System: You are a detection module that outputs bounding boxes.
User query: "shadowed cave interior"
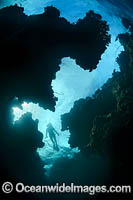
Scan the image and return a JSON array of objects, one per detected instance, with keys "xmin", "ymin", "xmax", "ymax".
[{"xmin": 0, "ymin": 1, "xmax": 133, "ymax": 200}]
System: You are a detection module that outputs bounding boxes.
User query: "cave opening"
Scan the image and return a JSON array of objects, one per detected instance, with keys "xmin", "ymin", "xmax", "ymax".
[
  {"xmin": 12, "ymin": 40, "xmax": 123, "ymax": 175},
  {"xmin": 9, "ymin": 0, "xmax": 128, "ymax": 181}
]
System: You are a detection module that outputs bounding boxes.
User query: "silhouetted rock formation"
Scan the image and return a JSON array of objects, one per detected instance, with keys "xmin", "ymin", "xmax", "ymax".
[
  {"xmin": 0, "ymin": 112, "xmax": 45, "ymax": 180},
  {"xmin": 61, "ymin": 22, "xmax": 133, "ymax": 193},
  {"xmin": 0, "ymin": 4, "xmax": 110, "ymax": 110},
  {"xmin": 2, "ymin": 4, "xmax": 129, "ymax": 200},
  {"xmin": 0, "ymin": 4, "xmax": 110, "ymax": 190},
  {"xmin": 0, "ymin": 108, "xmax": 46, "ymax": 200}
]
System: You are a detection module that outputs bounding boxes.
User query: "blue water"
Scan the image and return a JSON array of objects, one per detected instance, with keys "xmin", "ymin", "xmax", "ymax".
[{"xmin": 3, "ymin": 0, "xmax": 127, "ymax": 173}]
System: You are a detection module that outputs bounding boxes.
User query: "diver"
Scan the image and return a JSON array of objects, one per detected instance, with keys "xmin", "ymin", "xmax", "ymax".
[{"xmin": 46, "ymin": 123, "xmax": 59, "ymax": 151}]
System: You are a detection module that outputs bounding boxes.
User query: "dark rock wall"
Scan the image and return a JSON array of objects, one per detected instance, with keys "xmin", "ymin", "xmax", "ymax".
[
  {"xmin": 61, "ymin": 22, "xmax": 133, "ymax": 189},
  {"xmin": 0, "ymin": 5, "xmax": 110, "ymax": 199}
]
